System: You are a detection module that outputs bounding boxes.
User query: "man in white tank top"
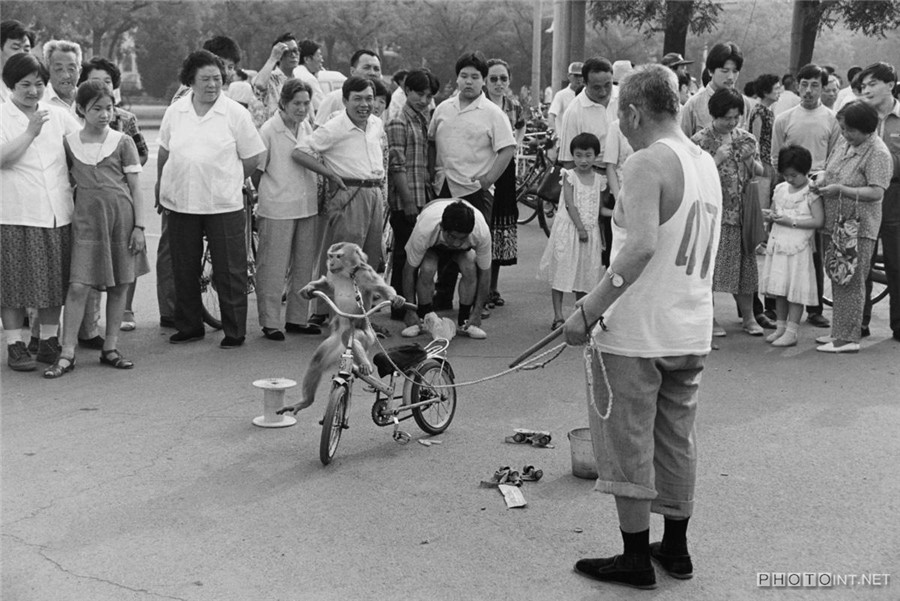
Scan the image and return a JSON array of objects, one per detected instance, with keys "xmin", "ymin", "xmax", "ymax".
[{"xmin": 563, "ymin": 65, "xmax": 722, "ymax": 590}]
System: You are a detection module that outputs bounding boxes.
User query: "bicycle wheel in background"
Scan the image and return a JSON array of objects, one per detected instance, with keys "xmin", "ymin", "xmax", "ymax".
[
  {"xmin": 536, "ymin": 195, "xmax": 554, "ymax": 237},
  {"xmin": 407, "ymin": 359, "xmax": 457, "ymax": 435},
  {"xmin": 320, "ymin": 383, "xmax": 350, "ymax": 465},
  {"xmin": 381, "ymin": 210, "xmax": 394, "ymax": 284},
  {"xmin": 200, "ymin": 240, "xmax": 223, "ymax": 330}
]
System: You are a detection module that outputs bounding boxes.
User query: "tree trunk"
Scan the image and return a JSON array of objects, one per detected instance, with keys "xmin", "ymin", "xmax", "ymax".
[
  {"xmin": 663, "ymin": 0, "xmax": 694, "ymax": 55},
  {"xmin": 789, "ymin": 0, "xmax": 825, "ymax": 74},
  {"xmin": 90, "ymin": 28, "xmax": 105, "ymax": 60}
]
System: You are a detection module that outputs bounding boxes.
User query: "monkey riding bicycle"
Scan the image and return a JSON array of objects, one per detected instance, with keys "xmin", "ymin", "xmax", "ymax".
[{"xmin": 291, "ymin": 290, "xmax": 457, "ymax": 466}]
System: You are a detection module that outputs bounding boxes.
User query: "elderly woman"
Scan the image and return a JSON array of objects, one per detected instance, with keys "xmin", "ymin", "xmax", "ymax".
[
  {"xmin": 813, "ymin": 100, "xmax": 892, "ymax": 353},
  {"xmin": 692, "ymin": 87, "xmax": 765, "ymax": 336},
  {"xmin": 1, "ymin": 53, "xmax": 80, "ymax": 371},
  {"xmin": 484, "ymin": 58, "xmax": 525, "ymax": 311},
  {"xmin": 253, "ymin": 79, "xmax": 320, "ymax": 340},
  {"xmin": 157, "ymin": 50, "xmax": 265, "ymax": 348}
]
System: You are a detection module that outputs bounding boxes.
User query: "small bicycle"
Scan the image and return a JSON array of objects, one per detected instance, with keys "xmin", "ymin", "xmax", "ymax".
[{"xmin": 307, "ymin": 291, "xmax": 457, "ymax": 466}]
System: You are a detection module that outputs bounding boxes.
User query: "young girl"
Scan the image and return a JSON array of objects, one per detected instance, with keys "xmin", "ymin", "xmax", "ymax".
[
  {"xmin": 759, "ymin": 145, "xmax": 824, "ymax": 347},
  {"xmin": 537, "ymin": 132, "xmax": 606, "ymax": 330},
  {"xmin": 43, "ymin": 81, "xmax": 150, "ymax": 378}
]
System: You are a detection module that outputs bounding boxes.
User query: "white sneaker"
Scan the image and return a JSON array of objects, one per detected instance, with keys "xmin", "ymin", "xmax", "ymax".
[
  {"xmin": 816, "ymin": 341, "xmax": 860, "ymax": 353},
  {"xmin": 458, "ymin": 321, "xmax": 487, "ymax": 339},
  {"xmin": 401, "ymin": 324, "xmax": 422, "ymax": 338}
]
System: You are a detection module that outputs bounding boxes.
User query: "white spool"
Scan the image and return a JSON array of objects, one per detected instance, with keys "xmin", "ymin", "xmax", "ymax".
[{"xmin": 252, "ymin": 378, "xmax": 298, "ymax": 428}]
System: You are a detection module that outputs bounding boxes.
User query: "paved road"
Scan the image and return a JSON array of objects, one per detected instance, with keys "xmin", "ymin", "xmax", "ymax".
[{"xmin": 2, "ymin": 128, "xmax": 898, "ymax": 600}]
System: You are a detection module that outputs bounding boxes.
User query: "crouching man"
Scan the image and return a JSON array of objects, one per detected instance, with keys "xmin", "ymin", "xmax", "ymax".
[{"xmin": 401, "ymin": 199, "xmax": 490, "ymax": 339}]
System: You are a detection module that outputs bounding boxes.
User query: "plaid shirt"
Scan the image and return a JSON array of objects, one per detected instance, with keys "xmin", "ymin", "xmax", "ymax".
[
  {"xmin": 386, "ymin": 103, "xmax": 432, "ymax": 211},
  {"xmin": 111, "ymin": 106, "xmax": 148, "ymax": 161}
]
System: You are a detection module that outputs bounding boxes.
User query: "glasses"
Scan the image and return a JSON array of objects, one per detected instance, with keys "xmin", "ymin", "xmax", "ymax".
[
  {"xmin": 489, "ymin": 75, "xmax": 509, "ymax": 83},
  {"xmin": 284, "ymin": 48, "xmax": 300, "ymax": 56}
]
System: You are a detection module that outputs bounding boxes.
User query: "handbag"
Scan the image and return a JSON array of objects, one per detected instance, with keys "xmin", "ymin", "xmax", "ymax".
[
  {"xmin": 536, "ymin": 162, "xmax": 563, "ymax": 206},
  {"xmin": 741, "ymin": 176, "xmax": 770, "ymax": 255},
  {"xmin": 825, "ymin": 192, "xmax": 860, "ymax": 286}
]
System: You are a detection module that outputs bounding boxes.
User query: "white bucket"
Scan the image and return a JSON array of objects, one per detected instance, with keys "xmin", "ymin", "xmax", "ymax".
[{"xmin": 568, "ymin": 427, "xmax": 598, "ymax": 479}]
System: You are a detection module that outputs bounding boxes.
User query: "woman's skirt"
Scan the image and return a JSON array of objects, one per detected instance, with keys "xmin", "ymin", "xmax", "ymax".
[{"xmin": 0, "ymin": 224, "xmax": 71, "ymax": 308}]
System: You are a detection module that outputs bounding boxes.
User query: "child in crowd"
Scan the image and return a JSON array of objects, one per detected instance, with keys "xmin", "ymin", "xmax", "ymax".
[
  {"xmin": 44, "ymin": 81, "xmax": 150, "ymax": 378},
  {"xmin": 537, "ymin": 132, "xmax": 605, "ymax": 330},
  {"xmin": 759, "ymin": 145, "xmax": 824, "ymax": 347}
]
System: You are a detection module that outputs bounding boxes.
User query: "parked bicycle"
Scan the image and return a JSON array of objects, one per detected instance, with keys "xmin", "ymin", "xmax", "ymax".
[
  {"xmin": 304, "ymin": 291, "xmax": 457, "ymax": 465},
  {"xmin": 200, "ymin": 185, "xmax": 259, "ymax": 329},
  {"xmin": 516, "ymin": 132, "xmax": 558, "ymax": 237}
]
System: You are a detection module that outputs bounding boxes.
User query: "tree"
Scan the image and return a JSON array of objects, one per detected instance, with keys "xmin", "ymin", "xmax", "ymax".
[
  {"xmin": 789, "ymin": 0, "xmax": 900, "ymax": 74},
  {"xmin": 588, "ymin": 0, "xmax": 722, "ymax": 56}
]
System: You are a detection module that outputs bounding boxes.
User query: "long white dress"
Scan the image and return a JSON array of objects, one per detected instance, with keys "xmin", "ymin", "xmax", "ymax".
[
  {"xmin": 759, "ymin": 182, "xmax": 818, "ymax": 305},
  {"xmin": 537, "ymin": 168, "xmax": 604, "ymax": 293}
]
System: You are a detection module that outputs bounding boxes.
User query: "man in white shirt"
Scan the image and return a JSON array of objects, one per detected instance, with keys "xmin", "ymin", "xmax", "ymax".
[
  {"xmin": 821, "ymin": 74, "xmax": 840, "ymax": 109},
  {"xmin": 772, "ymin": 63, "xmax": 841, "ymax": 328},
  {"xmin": 834, "ymin": 66, "xmax": 863, "ymax": 112},
  {"xmin": 292, "ymin": 39, "xmax": 326, "ymax": 114},
  {"xmin": 548, "ymin": 61, "xmax": 583, "ymax": 134},
  {"xmin": 771, "ymin": 73, "xmax": 801, "ymax": 115},
  {"xmin": 385, "ymin": 70, "xmax": 408, "ymax": 122},
  {"xmin": 558, "ymin": 57, "xmax": 616, "ymax": 167},
  {"xmin": 314, "ymin": 49, "xmax": 382, "ymax": 127}
]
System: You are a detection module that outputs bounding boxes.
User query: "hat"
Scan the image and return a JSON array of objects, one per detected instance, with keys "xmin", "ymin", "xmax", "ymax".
[
  {"xmin": 661, "ymin": 52, "xmax": 693, "ymax": 68},
  {"xmin": 612, "ymin": 60, "xmax": 634, "ymax": 83},
  {"xmin": 568, "ymin": 61, "xmax": 584, "ymax": 75}
]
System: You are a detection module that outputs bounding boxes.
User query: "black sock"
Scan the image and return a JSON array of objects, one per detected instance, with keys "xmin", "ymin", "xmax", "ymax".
[
  {"xmin": 416, "ymin": 303, "xmax": 434, "ymax": 319},
  {"xmin": 457, "ymin": 303, "xmax": 472, "ymax": 326},
  {"xmin": 662, "ymin": 517, "xmax": 689, "ymax": 554},
  {"xmin": 621, "ymin": 528, "xmax": 650, "ymax": 558}
]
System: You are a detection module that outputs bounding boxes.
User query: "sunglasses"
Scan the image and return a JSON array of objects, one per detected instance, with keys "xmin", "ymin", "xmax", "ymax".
[{"xmin": 489, "ymin": 75, "xmax": 509, "ymax": 83}]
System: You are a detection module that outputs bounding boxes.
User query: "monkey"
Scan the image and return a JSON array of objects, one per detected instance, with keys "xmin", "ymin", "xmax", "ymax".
[{"xmin": 280, "ymin": 242, "xmax": 406, "ymax": 414}]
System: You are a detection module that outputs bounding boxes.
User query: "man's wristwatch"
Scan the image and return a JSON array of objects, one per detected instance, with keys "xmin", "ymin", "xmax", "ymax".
[{"xmin": 607, "ymin": 269, "xmax": 625, "ymax": 288}]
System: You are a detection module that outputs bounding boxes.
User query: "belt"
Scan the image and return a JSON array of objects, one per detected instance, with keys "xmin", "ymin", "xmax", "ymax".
[{"xmin": 343, "ymin": 178, "xmax": 384, "ymax": 188}]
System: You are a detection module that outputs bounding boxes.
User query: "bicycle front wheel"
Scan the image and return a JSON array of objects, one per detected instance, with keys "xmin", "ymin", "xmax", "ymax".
[
  {"xmin": 407, "ymin": 359, "xmax": 457, "ymax": 435},
  {"xmin": 320, "ymin": 383, "xmax": 349, "ymax": 465}
]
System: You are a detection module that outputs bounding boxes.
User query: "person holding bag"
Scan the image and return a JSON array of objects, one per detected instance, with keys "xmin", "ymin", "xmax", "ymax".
[{"xmin": 812, "ymin": 101, "xmax": 892, "ymax": 353}]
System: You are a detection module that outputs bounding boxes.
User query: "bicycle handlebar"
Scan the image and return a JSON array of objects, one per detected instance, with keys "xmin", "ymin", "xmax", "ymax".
[{"xmin": 311, "ymin": 290, "xmax": 416, "ymax": 319}]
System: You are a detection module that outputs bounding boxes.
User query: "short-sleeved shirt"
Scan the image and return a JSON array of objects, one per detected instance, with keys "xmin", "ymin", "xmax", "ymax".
[
  {"xmin": 680, "ymin": 83, "xmax": 753, "ymax": 138},
  {"xmin": 548, "ymin": 86, "xmax": 577, "ymax": 133},
  {"xmin": 557, "ymin": 90, "xmax": 614, "ymax": 163},
  {"xmin": 253, "ymin": 68, "xmax": 288, "ymax": 122},
  {"xmin": 387, "ymin": 103, "xmax": 432, "ymax": 211},
  {"xmin": 314, "ymin": 89, "xmax": 345, "ymax": 127},
  {"xmin": 405, "ymin": 199, "xmax": 492, "ymax": 270},
  {"xmin": 692, "ymin": 126, "xmax": 760, "ymax": 227},
  {"xmin": 771, "ymin": 103, "xmax": 840, "ymax": 171},
  {"xmin": 158, "ymin": 92, "xmax": 265, "ymax": 214},
  {"xmin": 428, "ymin": 93, "xmax": 516, "ymax": 197},
  {"xmin": 257, "ymin": 112, "xmax": 318, "ymax": 220},
  {"xmin": 1, "ymin": 101, "xmax": 80, "ymax": 227},
  {"xmin": 821, "ymin": 134, "xmax": 893, "ymax": 241},
  {"xmin": 295, "ymin": 111, "xmax": 385, "ymax": 180}
]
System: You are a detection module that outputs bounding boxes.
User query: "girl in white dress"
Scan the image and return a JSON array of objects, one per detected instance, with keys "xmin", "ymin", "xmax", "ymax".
[
  {"xmin": 537, "ymin": 133, "xmax": 606, "ymax": 330},
  {"xmin": 760, "ymin": 145, "xmax": 824, "ymax": 347}
]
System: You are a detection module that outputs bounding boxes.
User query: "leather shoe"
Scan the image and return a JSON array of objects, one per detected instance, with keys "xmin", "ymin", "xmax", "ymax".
[
  {"xmin": 649, "ymin": 542, "xmax": 693, "ymax": 579},
  {"xmin": 220, "ymin": 335, "xmax": 245, "ymax": 349},
  {"xmin": 574, "ymin": 554, "xmax": 657, "ymax": 590},
  {"xmin": 77, "ymin": 335, "xmax": 105, "ymax": 350},
  {"xmin": 170, "ymin": 330, "xmax": 204, "ymax": 344},
  {"xmin": 308, "ymin": 314, "xmax": 328, "ymax": 326},
  {"xmin": 262, "ymin": 327, "xmax": 285, "ymax": 341},
  {"xmin": 806, "ymin": 313, "xmax": 831, "ymax": 328},
  {"xmin": 285, "ymin": 322, "xmax": 321, "ymax": 335},
  {"xmin": 755, "ymin": 313, "xmax": 777, "ymax": 329}
]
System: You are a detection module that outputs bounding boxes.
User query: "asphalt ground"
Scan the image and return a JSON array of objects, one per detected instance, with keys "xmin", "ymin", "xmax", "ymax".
[{"xmin": 2, "ymin": 128, "xmax": 898, "ymax": 601}]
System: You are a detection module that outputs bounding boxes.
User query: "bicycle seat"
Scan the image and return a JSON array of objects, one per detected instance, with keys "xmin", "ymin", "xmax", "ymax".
[{"xmin": 373, "ymin": 344, "xmax": 428, "ymax": 377}]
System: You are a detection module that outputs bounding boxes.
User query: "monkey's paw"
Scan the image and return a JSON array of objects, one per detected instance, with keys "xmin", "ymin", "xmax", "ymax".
[
  {"xmin": 277, "ymin": 400, "xmax": 312, "ymax": 415},
  {"xmin": 356, "ymin": 360, "xmax": 374, "ymax": 376}
]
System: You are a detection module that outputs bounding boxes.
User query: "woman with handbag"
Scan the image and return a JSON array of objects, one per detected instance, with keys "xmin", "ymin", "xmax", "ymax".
[
  {"xmin": 812, "ymin": 101, "xmax": 892, "ymax": 353},
  {"xmin": 692, "ymin": 88, "xmax": 765, "ymax": 336}
]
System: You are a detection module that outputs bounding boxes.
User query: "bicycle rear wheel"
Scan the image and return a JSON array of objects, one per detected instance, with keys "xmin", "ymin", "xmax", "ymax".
[
  {"xmin": 320, "ymin": 383, "xmax": 349, "ymax": 465},
  {"xmin": 407, "ymin": 359, "xmax": 457, "ymax": 435}
]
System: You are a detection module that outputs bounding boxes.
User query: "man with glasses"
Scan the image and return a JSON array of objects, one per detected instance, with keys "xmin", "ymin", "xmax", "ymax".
[
  {"xmin": 772, "ymin": 63, "xmax": 841, "ymax": 329},
  {"xmin": 254, "ymin": 32, "xmax": 300, "ymax": 120}
]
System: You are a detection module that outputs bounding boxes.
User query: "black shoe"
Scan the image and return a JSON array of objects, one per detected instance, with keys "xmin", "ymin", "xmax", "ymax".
[
  {"xmin": 7, "ymin": 341, "xmax": 36, "ymax": 372},
  {"xmin": 755, "ymin": 313, "xmax": 777, "ymax": 329},
  {"xmin": 170, "ymin": 330, "xmax": 205, "ymax": 344},
  {"xmin": 649, "ymin": 542, "xmax": 693, "ymax": 579},
  {"xmin": 574, "ymin": 554, "xmax": 657, "ymax": 590},
  {"xmin": 806, "ymin": 313, "xmax": 831, "ymax": 328},
  {"xmin": 860, "ymin": 325, "xmax": 871, "ymax": 338},
  {"xmin": 285, "ymin": 322, "xmax": 322, "ymax": 335},
  {"xmin": 893, "ymin": 330, "xmax": 900, "ymax": 342},
  {"xmin": 35, "ymin": 336, "xmax": 61, "ymax": 364},
  {"xmin": 77, "ymin": 335, "xmax": 105, "ymax": 350},
  {"xmin": 220, "ymin": 335, "xmax": 245, "ymax": 349},
  {"xmin": 27, "ymin": 336, "xmax": 39, "ymax": 354},
  {"xmin": 308, "ymin": 314, "xmax": 328, "ymax": 326},
  {"xmin": 262, "ymin": 327, "xmax": 285, "ymax": 341},
  {"xmin": 159, "ymin": 316, "xmax": 176, "ymax": 328}
]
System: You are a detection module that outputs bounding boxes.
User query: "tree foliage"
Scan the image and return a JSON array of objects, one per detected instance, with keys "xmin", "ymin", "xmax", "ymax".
[{"xmin": 588, "ymin": 0, "xmax": 722, "ymax": 54}]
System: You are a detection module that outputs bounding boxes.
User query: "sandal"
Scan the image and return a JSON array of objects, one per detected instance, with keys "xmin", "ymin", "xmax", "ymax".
[
  {"xmin": 488, "ymin": 291, "xmax": 505, "ymax": 307},
  {"xmin": 100, "ymin": 349, "xmax": 134, "ymax": 369},
  {"xmin": 43, "ymin": 355, "xmax": 76, "ymax": 379},
  {"xmin": 551, "ymin": 318, "xmax": 565, "ymax": 331},
  {"xmin": 521, "ymin": 465, "xmax": 543, "ymax": 482},
  {"xmin": 480, "ymin": 466, "xmax": 522, "ymax": 488}
]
